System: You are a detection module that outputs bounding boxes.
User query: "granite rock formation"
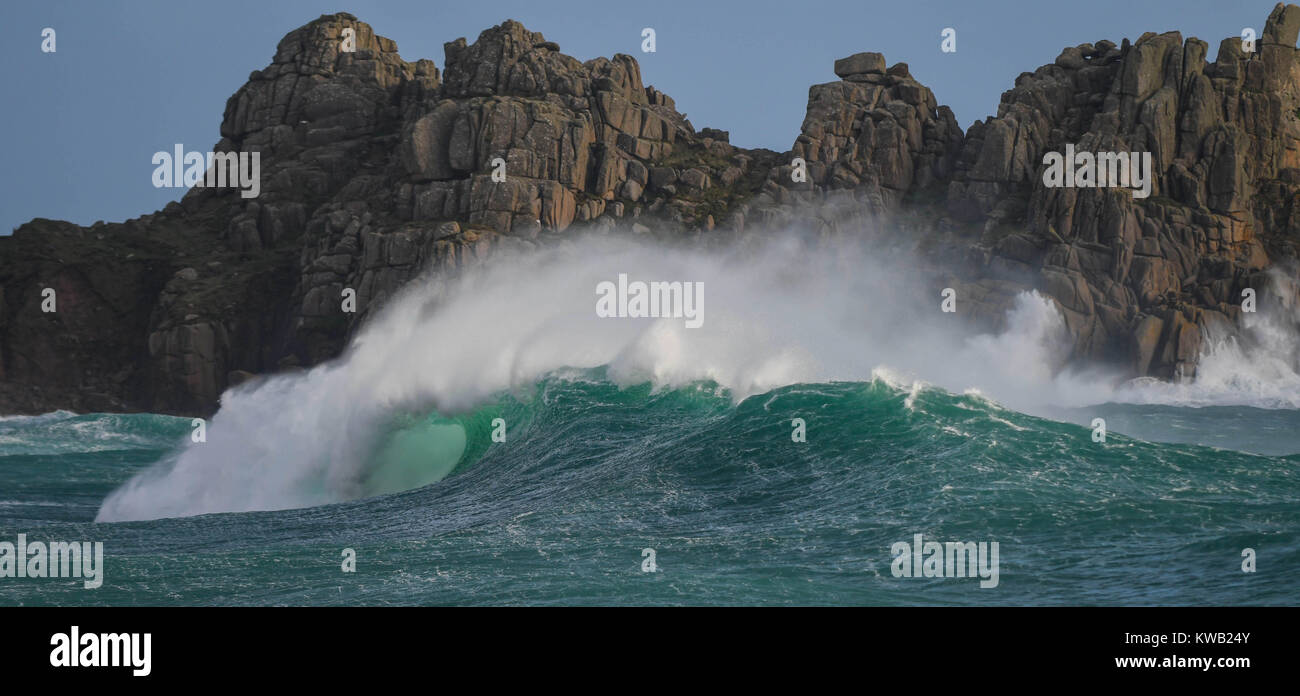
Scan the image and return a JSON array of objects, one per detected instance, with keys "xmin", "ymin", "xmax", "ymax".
[{"xmin": 3, "ymin": 6, "xmax": 1300, "ymax": 415}]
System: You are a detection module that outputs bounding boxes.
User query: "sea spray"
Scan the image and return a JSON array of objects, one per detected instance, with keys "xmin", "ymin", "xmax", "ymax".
[
  {"xmin": 93, "ymin": 234, "xmax": 1297, "ymax": 521},
  {"xmin": 1111, "ymin": 265, "xmax": 1300, "ymax": 408}
]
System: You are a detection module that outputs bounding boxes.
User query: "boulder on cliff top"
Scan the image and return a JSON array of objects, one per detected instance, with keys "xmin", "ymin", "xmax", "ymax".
[{"xmin": 833, "ymin": 52, "xmax": 886, "ymax": 78}]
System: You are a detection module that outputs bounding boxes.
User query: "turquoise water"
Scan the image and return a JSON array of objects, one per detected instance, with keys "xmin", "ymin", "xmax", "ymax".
[{"xmin": 1, "ymin": 375, "xmax": 1297, "ymax": 605}]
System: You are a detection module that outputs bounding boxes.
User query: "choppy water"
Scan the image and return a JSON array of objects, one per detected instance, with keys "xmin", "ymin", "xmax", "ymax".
[{"xmin": 1, "ymin": 375, "xmax": 1296, "ymax": 606}]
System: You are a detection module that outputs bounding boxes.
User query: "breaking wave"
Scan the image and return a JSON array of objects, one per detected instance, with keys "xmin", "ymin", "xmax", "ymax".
[{"xmin": 93, "ymin": 234, "xmax": 1300, "ymax": 521}]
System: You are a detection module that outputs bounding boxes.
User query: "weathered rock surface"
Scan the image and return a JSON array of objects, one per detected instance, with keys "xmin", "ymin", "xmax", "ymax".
[
  {"xmin": 936, "ymin": 4, "xmax": 1300, "ymax": 379},
  {"xmin": 3, "ymin": 6, "xmax": 1300, "ymax": 415}
]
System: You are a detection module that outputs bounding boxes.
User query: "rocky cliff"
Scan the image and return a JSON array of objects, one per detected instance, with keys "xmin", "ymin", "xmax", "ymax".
[{"xmin": 4, "ymin": 6, "xmax": 1300, "ymax": 416}]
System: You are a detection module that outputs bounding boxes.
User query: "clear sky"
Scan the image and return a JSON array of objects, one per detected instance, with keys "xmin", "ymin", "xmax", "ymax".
[{"xmin": 1, "ymin": 0, "xmax": 1288, "ymax": 234}]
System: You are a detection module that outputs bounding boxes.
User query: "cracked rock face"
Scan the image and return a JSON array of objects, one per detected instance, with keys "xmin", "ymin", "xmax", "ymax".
[
  {"xmin": 3, "ymin": 6, "xmax": 1300, "ymax": 415},
  {"xmin": 940, "ymin": 4, "xmax": 1300, "ymax": 379}
]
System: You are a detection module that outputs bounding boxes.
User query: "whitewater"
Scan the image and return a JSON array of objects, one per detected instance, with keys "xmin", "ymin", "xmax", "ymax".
[{"xmin": 84, "ymin": 233, "xmax": 1300, "ymax": 522}]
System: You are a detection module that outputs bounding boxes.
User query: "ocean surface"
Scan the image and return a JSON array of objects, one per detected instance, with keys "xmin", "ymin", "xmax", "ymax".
[
  {"xmin": 1, "ymin": 375, "xmax": 1296, "ymax": 606},
  {"xmin": 1, "ymin": 237, "xmax": 1297, "ymax": 605}
]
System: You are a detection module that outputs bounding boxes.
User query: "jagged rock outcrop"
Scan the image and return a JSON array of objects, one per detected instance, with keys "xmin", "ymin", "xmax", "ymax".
[
  {"xmin": 0, "ymin": 13, "xmax": 776, "ymax": 415},
  {"xmin": 745, "ymin": 52, "xmax": 964, "ymax": 231},
  {"xmin": 3, "ymin": 6, "xmax": 1300, "ymax": 415},
  {"xmin": 939, "ymin": 4, "xmax": 1300, "ymax": 378}
]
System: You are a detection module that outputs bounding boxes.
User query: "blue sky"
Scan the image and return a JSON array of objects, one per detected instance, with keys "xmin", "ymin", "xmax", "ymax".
[{"xmin": 1, "ymin": 0, "xmax": 1288, "ymax": 233}]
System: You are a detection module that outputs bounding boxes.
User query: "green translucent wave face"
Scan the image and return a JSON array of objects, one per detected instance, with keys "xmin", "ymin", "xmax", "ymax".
[{"xmin": 361, "ymin": 416, "xmax": 467, "ymax": 498}]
